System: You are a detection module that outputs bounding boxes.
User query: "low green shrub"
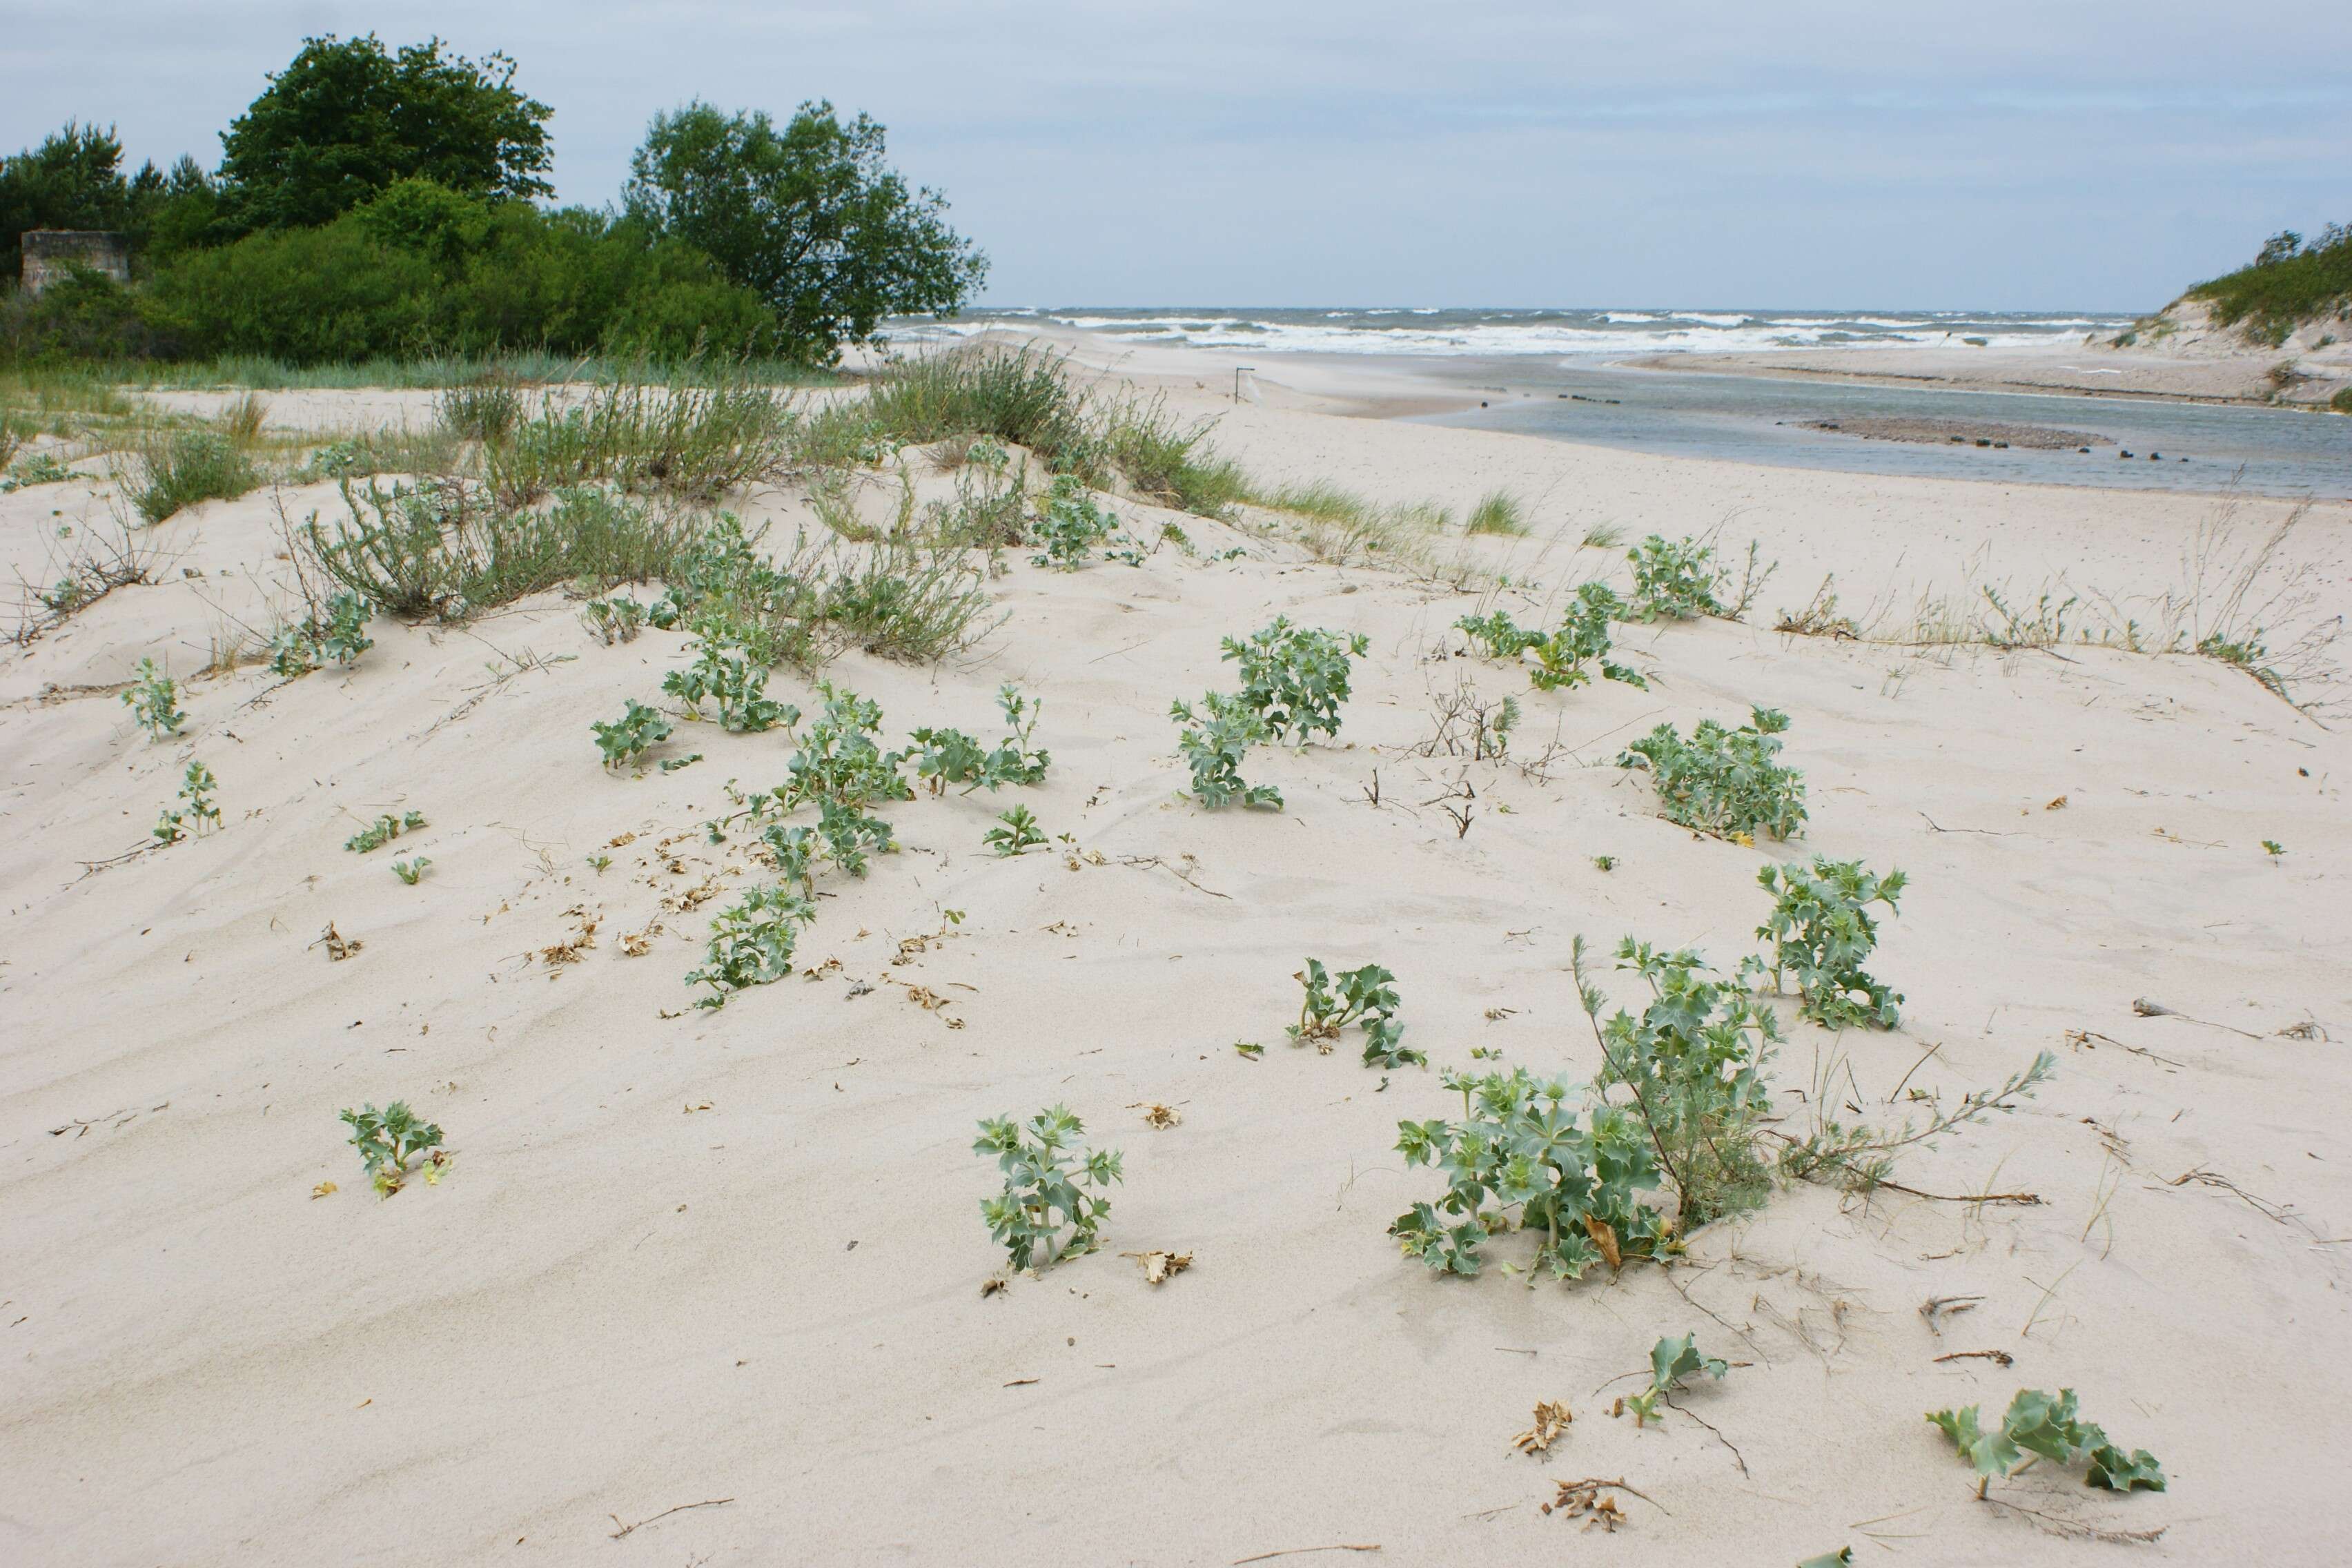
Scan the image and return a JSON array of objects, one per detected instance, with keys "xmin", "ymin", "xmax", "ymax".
[
  {"xmin": 1747, "ymin": 858, "xmax": 1905, "ymax": 1028},
  {"xmin": 975, "ymin": 1105, "xmax": 1123, "ymax": 1273},
  {"xmin": 304, "ymin": 480, "xmax": 696, "ymax": 620},
  {"xmin": 487, "ymin": 373, "xmax": 790, "ymax": 505},
  {"xmin": 865, "ymin": 345, "xmax": 1094, "ymax": 473},
  {"xmin": 1618, "ymin": 705, "xmax": 1807, "ymax": 842},
  {"xmin": 435, "ymin": 377, "xmax": 525, "ymax": 443},
  {"xmin": 391, "ymin": 856, "xmax": 431, "ymax": 885}
]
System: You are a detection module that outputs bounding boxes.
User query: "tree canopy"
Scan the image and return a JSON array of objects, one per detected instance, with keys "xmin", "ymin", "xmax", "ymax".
[
  {"xmin": 217, "ymin": 34, "xmax": 553, "ymax": 232},
  {"xmin": 624, "ymin": 101, "xmax": 987, "ymax": 362}
]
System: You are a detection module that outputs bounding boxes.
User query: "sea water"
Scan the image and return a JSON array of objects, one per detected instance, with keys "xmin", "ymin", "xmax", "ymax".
[{"xmin": 908, "ymin": 307, "xmax": 2351, "ymax": 498}]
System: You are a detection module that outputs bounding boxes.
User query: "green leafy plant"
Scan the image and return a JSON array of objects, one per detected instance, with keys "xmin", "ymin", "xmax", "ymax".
[
  {"xmin": 1391, "ymin": 1065, "xmax": 1661, "ymax": 1280},
  {"xmin": 269, "ymin": 590, "xmax": 375, "ymax": 676},
  {"xmin": 1027, "ymin": 474, "xmax": 1128, "ymax": 569},
  {"xmin": 153, "ymin": 759, "xmax": 222, "ymax": 843},
  {"xmin": 1746, "ymin": 858, "xmax": 1906, "ymax": 1029},
  {"xmin": 2262, "ymin": 838, "xmax": 2286, "ymax": 857},
  {"xmin": 1619, "ymin": 1334, "xmax": 1728, "ymax": 1427},
  {"xmin": 344, "ymin": 810, "xmax": 427, "ymax": 853},
  {"xmin": 1627, "ymin": 533, "xmax": 1729, "ymax": 620},
  {"xmin": 983, "ymin": 804, "xmax": 1046, "ymax": 857},
  {"xmin": 1776, "ymin": 1050, "xmax": 2054, "ymax": 1196},
  {"xmin": 1577, "ymin": 937, "xmax": 1780, "ymax": 1232},
  {"xmin": 391, "ymin": 856, "xmax": 431, "ymax": 885},
  {"xmin": 1289, "ymin": 959, "xmax": 1422, "ymax": 1067},
  {"xmin": 909, "ymin": 685, "xmax": 1050, "ymax": 794},
  {"xmin": 1929, "ymin": 1388, "xmax": 2165, "ymax": 1496},
  {"xmin": 120, "ymin": 657, "xmax": 184, "ymax": 739},
  {"xmin": 974, "ymin": 1105, "xmax": 1124, "ymax": 1272},
  {"xmin": 663, "ymin": 631, "xmax": 785, "ymax": 732},
  {"xmin": 1618, "ymin": 705, "xmax": 1807, "ymax": 842},
  {"xmin": 582, "ymin": 593, "xmax": 649, "ymax": 645},
  {"xmin": 1221, "ymin": 617, "xmax": 1371, "ymax": 742},
  {"xmin": 5, "ymin": 450, "xmax": 74, "ymax": 489},
  {"xmin": 1458, "ymin": 583, "xmax": 1645, "ymax": 692},
  {"xmin": 587, "ymin": 853, "xmax": 613, "ymax": 873},
  {"xmin": 1171, "ymin": 690, "xmax": 1282, "ymax": 810},
  {"xmin": 592, "ymin": 698, "xmax": 674, "ymax": 770},
  {"xmin": 688, "ymin": 883, "xmax": 815, "ymax": 1008},
  {"xmin": 339, "ymin": 1101, "xmax": 445, "ymax": 1197}
]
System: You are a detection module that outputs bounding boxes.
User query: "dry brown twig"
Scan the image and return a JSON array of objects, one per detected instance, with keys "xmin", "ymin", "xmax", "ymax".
[{"xmin": 607, "ymin": 1497, "xmax": 734, "ymax": 1539}]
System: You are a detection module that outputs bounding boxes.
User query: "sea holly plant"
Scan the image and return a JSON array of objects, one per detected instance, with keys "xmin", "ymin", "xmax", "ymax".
[
  {"xmin": 581, "ymin": 593, "xmax": 649, "ymax": 645},
  {"xmin": 1627, "ymin": 533, "xmax": 1730, "ymax": 621},
  {"xmin": 1391, "ymin": 1066, "xmax": 1662, "ymax": 1281},
  {"xmin": 1027, "ymin": 475, "xmax": 1129, "ymax": 569},
  {"xmin": 1171, "ymin": 690, "xmax": 1282, "ymax": 809},
  {"xmin": 391, "ymin": 856, "xmax": 431, "ymax": 885},
  {"xmin": 1929, "ymin": 1388, "xmax": 2165, "ymax": 1496},
  {"xmin": 688, "ymin": 883, "xmax": 815, "ymax": 1008},
  {"xmin": 663, "ymin": 634, "xmax": 785, "ymax": 732},
  {"xmin": 983, "ymin": 804, "xmax": 1047, "ymax": 857},
  {"xmin": 121, "ymin": 657, "xmax": 184, "ymax": 739},
  {"xmin": 593, "ymin": 699, "xmax": 674, "ymax": 770},
  {"xmin": 1745, "ymin": 857, "xmax": 1907, "ymax": 1029},
  {"xmin": 909, "ymin": 685, "xmax": 1050, "ymax": 794},
  {"xmin": 344, "ymin": 810, "xmax": 427, "ymax": 853},
  {"xmin": 338, "ymin": 1101, "xmax": 445, "ymax": 1197},
  {"xmin": 974, "ymin": 1105, "xmax": 1124, "ymax": 1273},
  {"xmin": 267, "ymin": 591, "xmax": 376, "ymax": 677},
  {"xmin": 1288, "ymin": 959, "xmax": 1422, "ymax": 1067},
  {"xmin": 1577, "ymin": 936, "xmax": 1781, "ymax": 1231},
  {"xmin": 1220, "ymin": 617, "xmax": 1371, "ymax": 743},
  {"xmin": 153, "ymin": 760, "xmax": 222, "ymax": 843},
  {"xmin": 1457, "ymin": 583, "xmax": 1645, "ymax": 693},
  {"xmin": 1619, "ymin": 1333, "xmax": 1729, "ymax": 1427},
  {"xmin": 1618, "ymin": 705, "xmax": 1808, "ymax": 842}
]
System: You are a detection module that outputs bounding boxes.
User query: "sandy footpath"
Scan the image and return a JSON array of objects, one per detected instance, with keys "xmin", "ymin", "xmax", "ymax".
[{"xmin": 2, "ymin": 372, "xmax": 2349, "ymax": 1566}]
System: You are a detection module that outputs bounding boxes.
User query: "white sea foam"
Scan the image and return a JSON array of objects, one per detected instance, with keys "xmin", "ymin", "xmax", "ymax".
[{"xmin": 896, "ymin": 307, "xmax": 2133, "ymax": 358}]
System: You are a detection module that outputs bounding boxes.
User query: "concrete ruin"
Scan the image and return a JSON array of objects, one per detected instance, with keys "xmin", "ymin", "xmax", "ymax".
[{"xmin": 21, "ymin": 230, "xmax": 132, "ymax": 294}]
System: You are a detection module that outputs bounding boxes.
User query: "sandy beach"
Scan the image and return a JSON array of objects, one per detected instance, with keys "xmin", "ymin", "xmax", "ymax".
[{"xmin": 3, "ymin": 349, "xmax": 2349, "ymax": 1568}]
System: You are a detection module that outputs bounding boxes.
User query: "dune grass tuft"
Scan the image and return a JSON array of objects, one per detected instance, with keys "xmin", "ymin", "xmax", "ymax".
[
  {"xmin": 1466, "ymin": 490, "xmax": 1527, "ymax": 536},
  {"xmin": 128, "ymin": 424, "xmax": 262, "ymax": 523}
]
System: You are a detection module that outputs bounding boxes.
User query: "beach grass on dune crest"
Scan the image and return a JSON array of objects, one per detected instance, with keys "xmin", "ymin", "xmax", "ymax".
[{"xmin": 1465, "ymin": 489, "xmax": 1527, "ymax": 536}]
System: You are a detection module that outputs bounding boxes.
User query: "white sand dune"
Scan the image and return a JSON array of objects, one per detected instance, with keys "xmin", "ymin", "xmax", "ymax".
[{"xmin": 3, "ymin": 373, "xmax": 2348, "ymax": 1565}]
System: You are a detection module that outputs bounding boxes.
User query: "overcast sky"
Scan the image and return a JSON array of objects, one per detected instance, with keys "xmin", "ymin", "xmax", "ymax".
[{"xmin": 7, "ymin": 1, "xmax": 2348, "ymax": 311}]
